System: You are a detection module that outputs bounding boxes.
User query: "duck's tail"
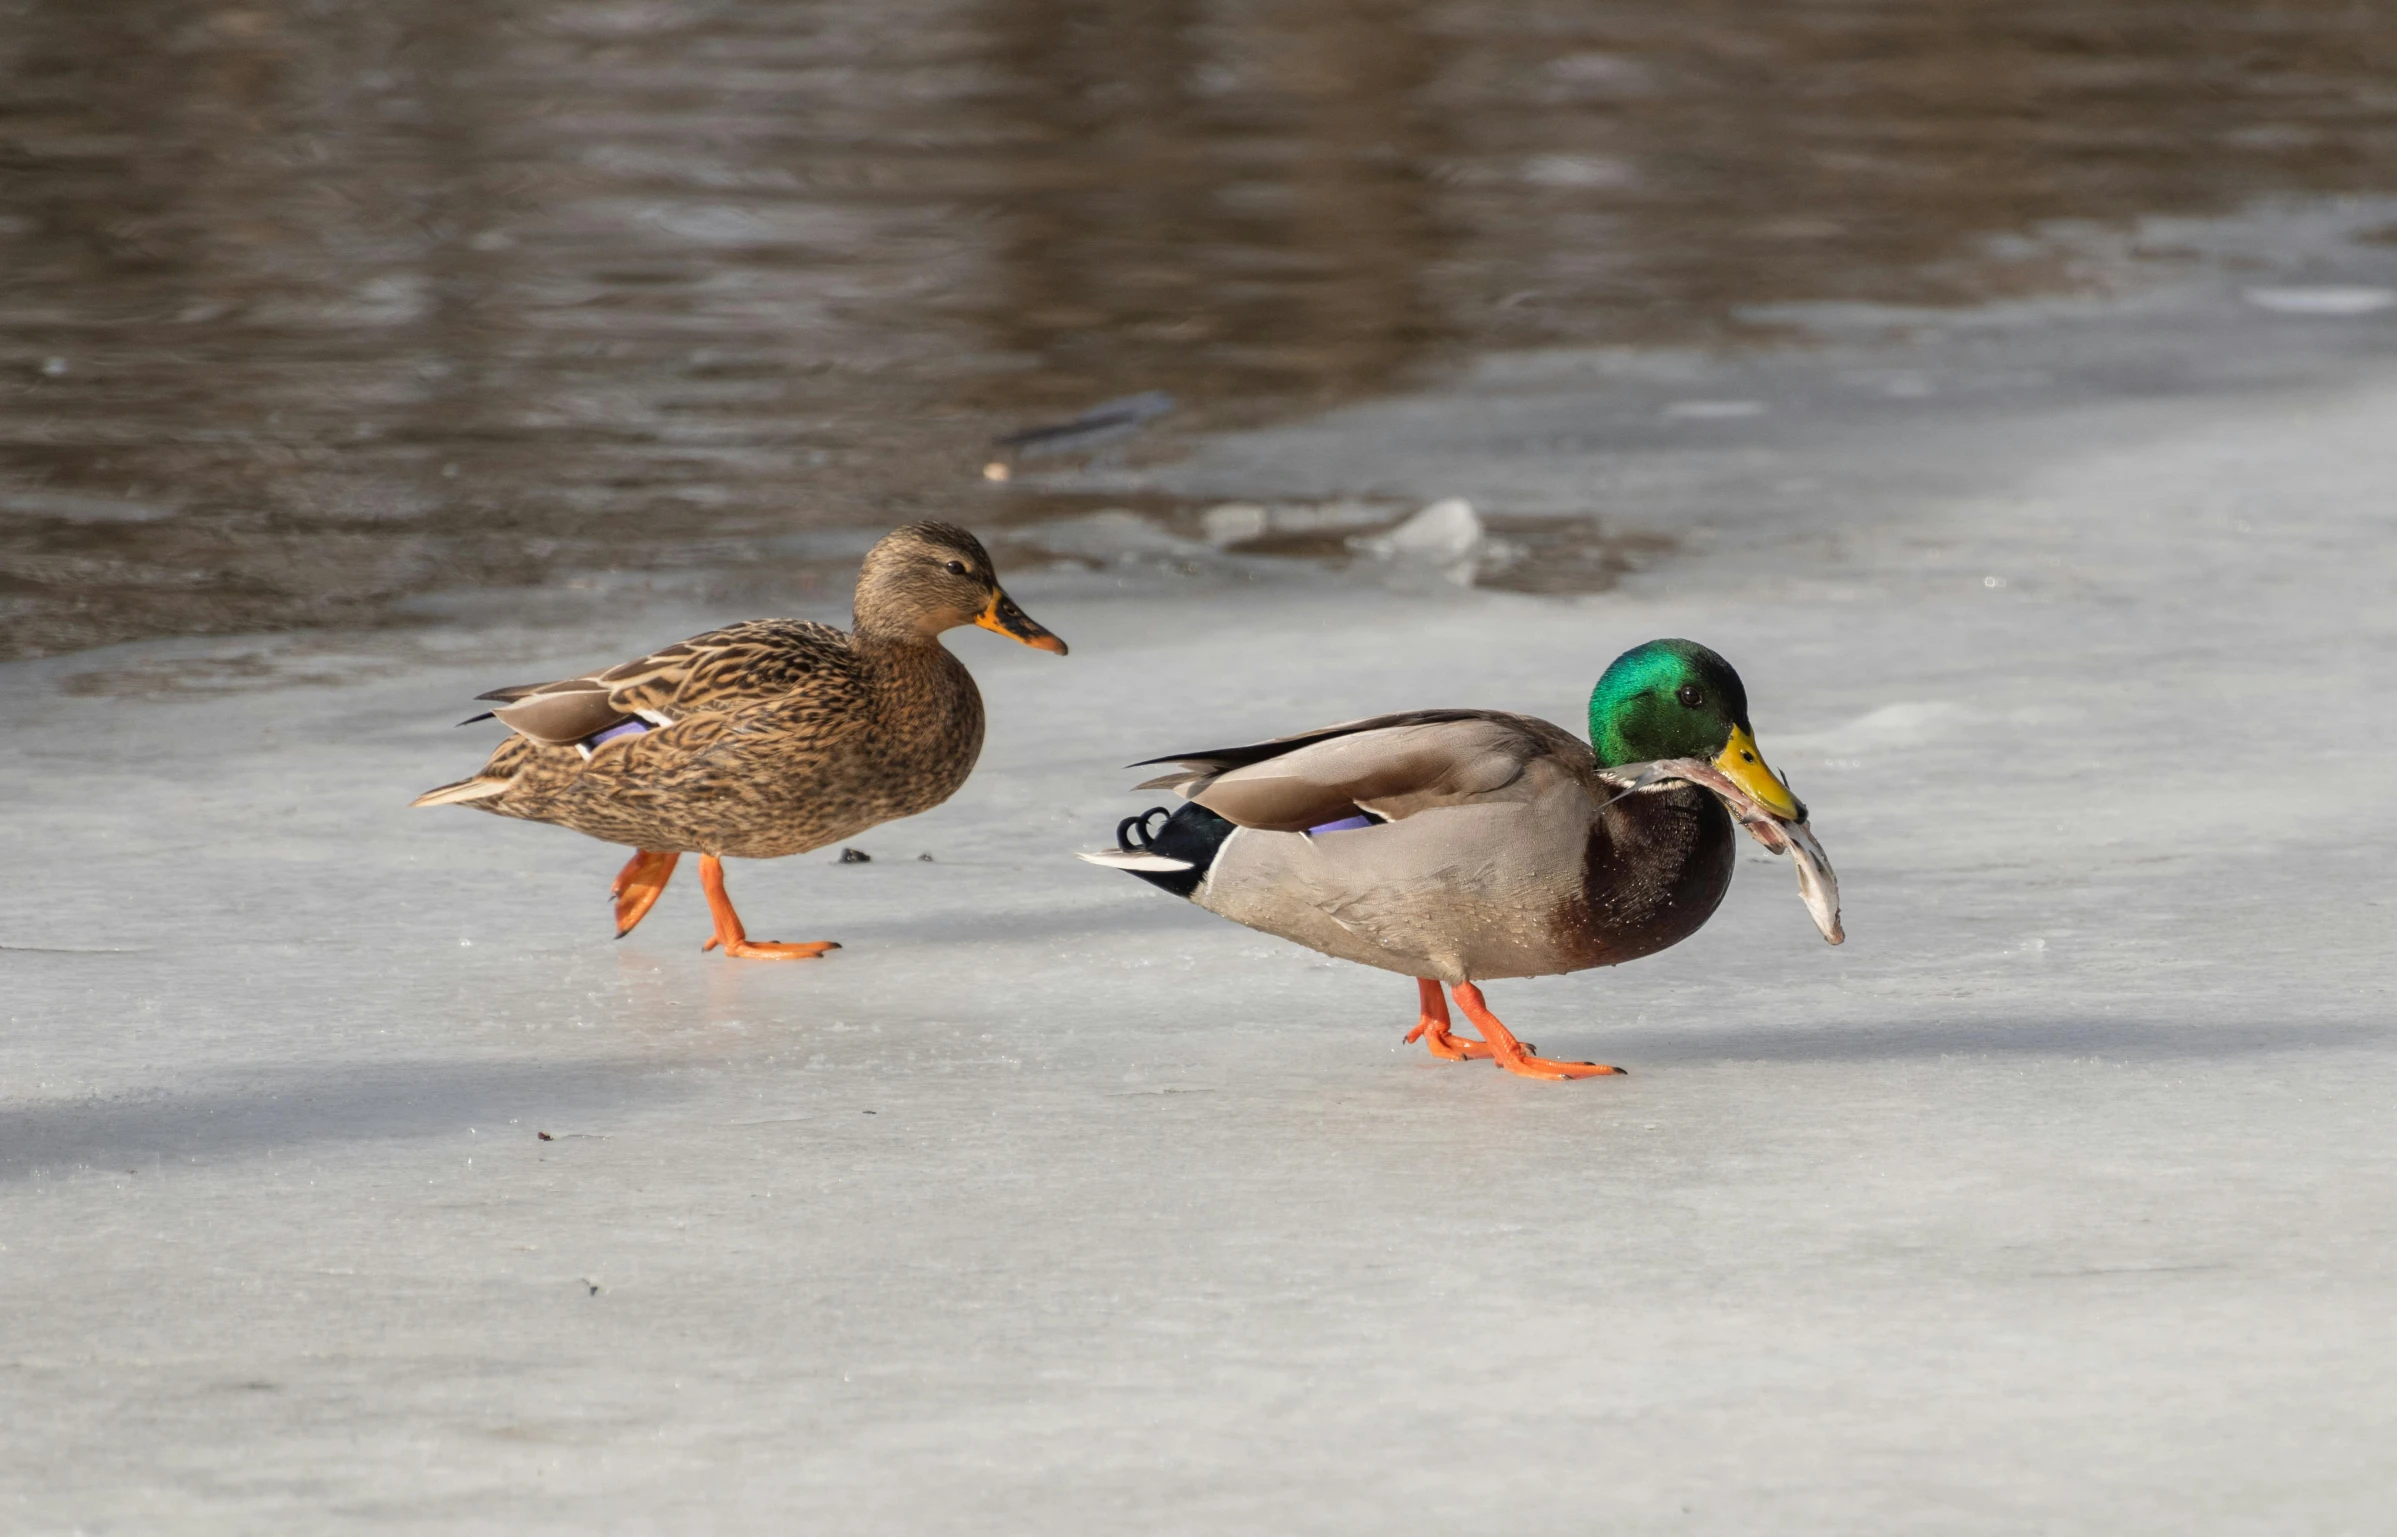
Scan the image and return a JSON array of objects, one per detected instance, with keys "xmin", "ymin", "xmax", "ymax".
[
  {"xmin": 409, "ymin": 775, "xmax": 513, "ymax": 808},
  {"xmin": 1076, "ymin": 803, "xmax": 1235, "ymax": 899}
]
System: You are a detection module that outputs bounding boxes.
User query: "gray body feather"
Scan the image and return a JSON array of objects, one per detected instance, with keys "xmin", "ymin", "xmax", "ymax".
[{"xmin": 1141, "ymin": 710, "xmax": 1739, "ymax": 983}]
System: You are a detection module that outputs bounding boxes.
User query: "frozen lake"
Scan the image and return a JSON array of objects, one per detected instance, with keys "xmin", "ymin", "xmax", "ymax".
[{"xmin": 5, "ymin": 237, "xmax": 2397, "ymax": 1529}]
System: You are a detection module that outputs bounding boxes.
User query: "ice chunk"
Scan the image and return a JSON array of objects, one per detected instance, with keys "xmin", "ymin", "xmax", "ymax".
[
  {"xmin": 1025, "ymin": 510, "xmax": 1211, "ymax": 564},
  {"xmin": 1200, "ymin": 503, "xmax": 1270, "ymax": 547},
  {"xmin": 1354, "ymin": 497, "xmax": 1483, "ymax": 562}
]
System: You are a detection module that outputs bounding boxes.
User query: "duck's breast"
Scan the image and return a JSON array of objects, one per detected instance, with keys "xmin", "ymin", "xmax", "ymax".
[
  {"xmin": 864, "ymin": 642, "xmax": 986, "ymax": 819},
  {"xmin": 1552, "ymin": 782, "xmax": 1737, "ymax": 971}
]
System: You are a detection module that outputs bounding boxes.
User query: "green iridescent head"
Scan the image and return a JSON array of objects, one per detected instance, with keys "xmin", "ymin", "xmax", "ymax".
[{"xmin": 1588, "ymin": 638, "xmax": 1800, "ymax": 818}]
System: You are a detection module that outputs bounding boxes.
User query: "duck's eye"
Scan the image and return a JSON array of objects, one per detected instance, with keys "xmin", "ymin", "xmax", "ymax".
[
  {"xmin": 943, "ymin": 560, "xmax": 969, "ymax": 576},
  {"xmin": 1676, "ymin": 684, "xmax": 1705, "ymax": 708}
]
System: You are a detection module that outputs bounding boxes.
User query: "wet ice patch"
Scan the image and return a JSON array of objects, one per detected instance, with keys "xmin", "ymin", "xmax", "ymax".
[
  {"xmin": 1661, "ymin": 399, "xmax": 1766, "ymax": 420},
  {"xmin": 1198, "ymin": 500, "xmax": 1394, "ymax": 550},
  {"xmin": 3, "ymin": 489, "xmax": 179, "ymax": 523},
  {"xmin": 2242, "ymin": 286, "xmax": 2395, "ymax": 316},
  {"xmin": 1520, "ymin": 155, "xmax": 1634, "ymax": 189}
]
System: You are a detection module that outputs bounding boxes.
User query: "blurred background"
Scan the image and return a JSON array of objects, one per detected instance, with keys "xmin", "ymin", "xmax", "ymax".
[{"xmin": 4, "ymin": 0, "xmax": 2395, "ymax": 659}]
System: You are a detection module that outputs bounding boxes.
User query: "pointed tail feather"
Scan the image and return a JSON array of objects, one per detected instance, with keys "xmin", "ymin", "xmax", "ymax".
[
  {"xmin": 410, "ymin": 776, "xmax": 513, "ymax": 808},
  {"xmin": 1077, "ymin": 848, "xmax": 1195, "ymax": 872},
  {"xmin": 1082, "ymin": 804, "xmax": 1233, "ymax": 899}
]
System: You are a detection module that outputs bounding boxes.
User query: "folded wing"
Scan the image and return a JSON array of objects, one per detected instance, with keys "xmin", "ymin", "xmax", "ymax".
[
  {"xmin": 1134, "ymin": 709, "xmax": 1587, "ymax": 832},
  {"xmin": 470, "ymin": 619, "xmax": 852, "ymax": 745}
]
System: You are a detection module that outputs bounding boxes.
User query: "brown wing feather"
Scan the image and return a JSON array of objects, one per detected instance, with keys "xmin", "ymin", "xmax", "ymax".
[
  {"xmin": 476, "ymin": 619, "xmax": 852, "ymax": 745},
  {"xmin": 458, "ymin": 652, "xmax": 894, "ymax": 857}
]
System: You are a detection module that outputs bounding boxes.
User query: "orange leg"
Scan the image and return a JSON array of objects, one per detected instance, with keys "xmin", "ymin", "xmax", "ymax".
[
  {"xmin": 697, "ymin": 854, "xmax": 839, "ymax": 961},
  {"xmin": 1451, "ymin": 982, "xmax": 1625, "ymax": 1080},
  {"xmin": 1403, "ymin": 979, "xmax": 1495, "ymax": 1060},
  {"xmin": 610, "ymin": 850, "xmax": 681, "ymax": 938}
]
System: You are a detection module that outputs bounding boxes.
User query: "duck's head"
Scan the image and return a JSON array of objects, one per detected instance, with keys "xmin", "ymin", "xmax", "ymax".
[
  {"xmin": 1588, "ymin": 638, "xmax": 1801, "ymax": 820},
  {"xmin": 854, "ymin": 521, "xmax": 1067, "ymax": 655}
]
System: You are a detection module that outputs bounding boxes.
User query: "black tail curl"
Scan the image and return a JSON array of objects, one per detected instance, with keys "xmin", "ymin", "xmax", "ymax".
[
  {"xmin": 1112, "ymin": 802, "xmax": 1234, "ymax": 900},
  {"xmin": 1117, "ymin": 808, "xmax": 1170, "ymax": 853}
]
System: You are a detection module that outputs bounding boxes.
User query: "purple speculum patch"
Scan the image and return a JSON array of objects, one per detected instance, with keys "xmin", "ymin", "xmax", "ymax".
[
  {"xmin": 1305, "ymin": 814, "xmax": 1374, "ymax": 835},
  {"xmin": 586, "ymin": 719, "xmax": 651, "ymax": 749}
]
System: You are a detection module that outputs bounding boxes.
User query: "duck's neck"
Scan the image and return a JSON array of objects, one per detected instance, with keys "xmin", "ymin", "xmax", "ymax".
[
  {"xmin": 851, "ymin": 600, "xmax": 935, "ymax": 647},
  {"xmin": 848, "ymin": 623, "xmax": 963, "ymax": 688}
]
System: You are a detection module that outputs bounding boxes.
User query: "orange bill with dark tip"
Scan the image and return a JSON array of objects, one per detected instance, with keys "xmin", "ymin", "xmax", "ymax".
[{"xmin": 975, "ymin": 590, "xmax": 1068, "ymax": 654}]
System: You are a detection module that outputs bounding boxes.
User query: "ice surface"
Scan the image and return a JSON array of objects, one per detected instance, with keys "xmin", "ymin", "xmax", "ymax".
[{"xmin": 5, "ymin": 270, "xmax": 2397, "ymax": 1532}]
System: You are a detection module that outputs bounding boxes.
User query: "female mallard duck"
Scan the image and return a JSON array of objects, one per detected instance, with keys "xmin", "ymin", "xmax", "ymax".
[
  {"xmin": 414, "ymin": 522, "xmax": 1066, "ymax": 957},
  {"xmin": 1081, "ymin": 639, "xmax": 1840, "ymax": 1079}
]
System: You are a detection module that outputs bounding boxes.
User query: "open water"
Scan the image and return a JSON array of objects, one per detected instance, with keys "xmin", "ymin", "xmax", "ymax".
[{"xmin": 3, "ymin": 0, "xmax": 2395, "ymax": 655}]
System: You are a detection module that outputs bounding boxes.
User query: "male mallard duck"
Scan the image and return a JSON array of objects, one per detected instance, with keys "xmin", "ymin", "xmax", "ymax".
[
  {"xmin": 414, "ymin": 522, "xmax": 1066, "ymax": 957},
  {"xmin": 1081, "ymin": 639, "xmax": 1840, "ymax": 1078}
]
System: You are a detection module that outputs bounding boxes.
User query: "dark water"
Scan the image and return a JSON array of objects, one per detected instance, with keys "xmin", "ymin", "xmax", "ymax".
[{"xmin": 4, "ymin": 0, "xmax": 2395, "ymax": 657}]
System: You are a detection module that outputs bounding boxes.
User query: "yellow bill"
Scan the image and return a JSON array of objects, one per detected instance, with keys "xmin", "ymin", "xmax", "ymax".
[
  {"xmin": 975, "ymin": 590, "xmax": 1069, "ymax": 654},
  {"xmin": 1712, "ymin": 724, "xmax": 1802, "ymax": 821}
]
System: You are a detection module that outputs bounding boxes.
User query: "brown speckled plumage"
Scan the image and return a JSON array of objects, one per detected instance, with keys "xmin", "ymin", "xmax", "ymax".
[
  {"xmin": 415, "ymin": 522, "xmax": 1064, "ymax": 862},
  {"xmin": 465, "ymin": 622, "xmax": 984, "ymax": 857}
]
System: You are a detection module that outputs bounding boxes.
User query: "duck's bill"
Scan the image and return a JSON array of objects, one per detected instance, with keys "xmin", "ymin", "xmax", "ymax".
[
  {"xmin": 1711, "ymin": 724, "xmax": 1802, "ymax": 821},
  {"xmin": 976, "ymin": 590, "xmax": 1069, "ymax": 654}
]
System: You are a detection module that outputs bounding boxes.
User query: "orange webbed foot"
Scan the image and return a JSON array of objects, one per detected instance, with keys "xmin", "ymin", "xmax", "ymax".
[
  {"xmin": 702, "ymin": 937, "xmax": 840, "ymax": 960},
  {"xmin": 611, "ymin": 850, "xmax": 680, "ymax": 938},
  {"xmin": 1403, "ymin": 978, "xmax": 1447, "ymax": 1045},
  {"xmin": 1409, "ymin": 1017, "xmax": 1498, "ymax": 1059},
  {"xmin": 1496, "ymin": 1053, "xmax": 1623, "ymax": 1081},
  {"xmin": 1421, "ymin": 1027, "xmax": 1497, "ymax": 1061},
  {"xmin": 1405, "ymin": 978, "xmax": 1497, "ymax": 1060},
  {"xmin": 696, "ymin": 854, "xmax": 840, "ymax": 961},
  {"xmin": 1450, "ymin": 982, "xmax": 1625, "ymax": 1080}
]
